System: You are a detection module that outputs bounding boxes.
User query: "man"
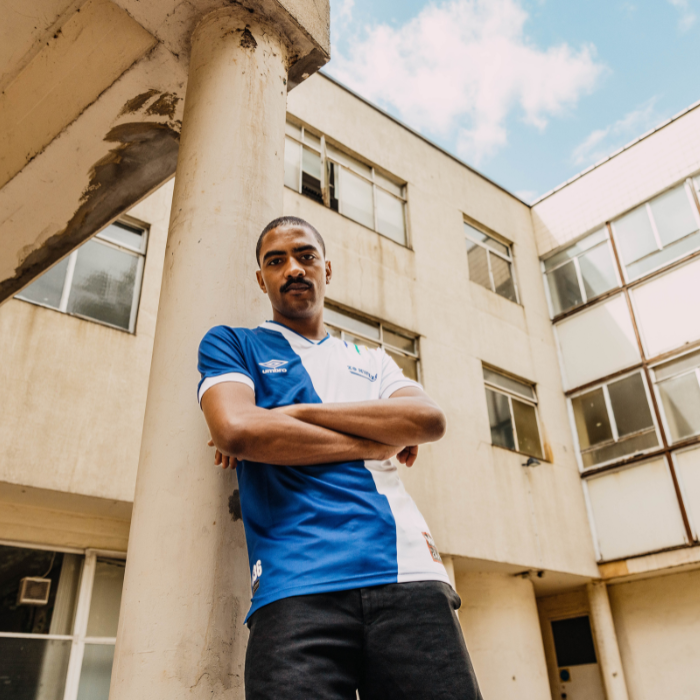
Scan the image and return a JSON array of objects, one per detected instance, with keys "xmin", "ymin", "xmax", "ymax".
[{"xmin": 198, "ymin": 216, "xmax": 483, "ymax": 699}]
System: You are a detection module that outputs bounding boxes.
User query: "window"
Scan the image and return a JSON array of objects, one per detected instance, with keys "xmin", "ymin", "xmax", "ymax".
[
  {"xmin": 611, "ymin": 181, "xmax": 700, "ymax": 281},
  {"xmin": 323, "ymin": 304, "xmax": 419, "ymax": 381},
  {"xmin": 571, "ymin": 371, "xmax": 659, "ymax": 468},
  {"xmin": 585, "ymin": 458, "xmax": 688, "ymax": 560},
  {"xmin": 543, "ymin": 228, "xmax": 619, "ymax": 316},
  {"xmin": 15, "ymin": 221, "xmax": 147, "ymax": 332},
  {"xmin": 465, "ymin": 223, "xmax": 518, "ymax": 302},
  {"xmin": 0, "ymin": 544, "xmax": 125, "ymax": 700},
  {"xmin": 483, "ymin": 367, "xmax": 543, "ymax": 459},
  {"xmin": 554, "ymin": 295, "xmax": 640, "ymax": 391},
  {"xmin": 673, "ymin": 445, "xmax": 700, "ymax": 539},
  {"xmin": 284, "ymin": 121, "xmax": 408, "ymax": 245},
  {"xmin": 653, "ymin": 349, "xmax": 700, "ymax": 443}
]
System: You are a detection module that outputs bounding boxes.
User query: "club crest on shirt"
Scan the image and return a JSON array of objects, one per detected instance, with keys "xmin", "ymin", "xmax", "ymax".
[
  {"xmin": 348, "ymin": 365, "xmax": 377, "ymax": 382},
  {"xmin": 251, "ymin": 560, "xmax": 263, "ymax": 594},
  {"xmin": 422, "ymin": 532, "xmax": 442, "ymax": 563},
  {"xmin": 259, "ymin": 359, "xmax": 288, "ymax": 374}
]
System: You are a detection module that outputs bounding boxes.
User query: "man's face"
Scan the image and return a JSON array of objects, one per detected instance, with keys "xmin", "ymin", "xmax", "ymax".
[{"xmin": 256, "ymin": 225, "xmax": 331, "ymax": 320}]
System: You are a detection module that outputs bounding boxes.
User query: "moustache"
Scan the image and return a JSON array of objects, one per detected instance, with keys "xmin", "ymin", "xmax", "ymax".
[{"xmin": 281, "ymin": 277, "xmax": 312, "ymax": 293}]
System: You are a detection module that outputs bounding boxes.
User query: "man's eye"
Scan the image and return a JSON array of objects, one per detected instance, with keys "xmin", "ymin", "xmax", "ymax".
[{"xmin": 302, "ymin": 254, "xmax": 316, "ymax": 261}]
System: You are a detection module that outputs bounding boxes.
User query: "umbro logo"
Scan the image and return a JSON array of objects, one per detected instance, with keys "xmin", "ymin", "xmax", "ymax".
[{"xmin": 259, "ymin": 359, "xmax": 288, "ymax": 374}]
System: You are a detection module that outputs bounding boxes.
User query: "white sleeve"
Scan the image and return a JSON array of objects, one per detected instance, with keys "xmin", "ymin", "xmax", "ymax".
[
  {"xmin": 198, "ymin": 372, "xmax": 255, "ymax": 406},
  {"xmin": 379, "ymin": 349, "xmax": 422, "ymax": 399}
]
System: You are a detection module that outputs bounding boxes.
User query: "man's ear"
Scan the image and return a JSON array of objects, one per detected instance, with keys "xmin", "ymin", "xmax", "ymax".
[
  {"xmin": 325, "ymin": 260, "xmax": 332, "ymax": 285},
  {"xmin": 256, "ymin": 270, "xmax": 267, "ymax": 294}
]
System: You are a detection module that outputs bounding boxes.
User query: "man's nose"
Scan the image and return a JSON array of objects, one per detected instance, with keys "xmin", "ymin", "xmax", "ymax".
[{"xmin": 285, "ymin": 258, "xmax": 305, "ymax": 277}]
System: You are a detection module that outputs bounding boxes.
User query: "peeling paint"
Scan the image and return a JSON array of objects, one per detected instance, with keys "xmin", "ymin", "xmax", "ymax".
[
  {"xmin": 240, "ymin": 27, "xmax": 257, "ymax": 50},
  {"xmin": 118, "ymin": 89, "xmax": 160, "ymax": 117},
  {"xmin": 145, "ymin": 92, "xmax": 181, "ymax": 120},
  {"xmin": 0, "ymin": 121, "xmax": 179, "ymax": 303},
  {"xmin": 228, "ymin": 489, "xmax": 242, "ymax": 521}
]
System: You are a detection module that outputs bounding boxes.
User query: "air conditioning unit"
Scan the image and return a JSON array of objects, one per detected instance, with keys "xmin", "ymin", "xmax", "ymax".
[{"xmin": 17, "ymin": 577, "xmax": 51, "ymax": 605}]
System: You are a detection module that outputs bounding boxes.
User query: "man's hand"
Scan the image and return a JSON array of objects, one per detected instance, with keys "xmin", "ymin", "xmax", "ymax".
[
  {"xmin": 208, "ymin": 438, "xmax": 237, "ymax": 470},
  {"xmin": 396, "ymin": 445, "xmax": 419, "ymax": 467}
]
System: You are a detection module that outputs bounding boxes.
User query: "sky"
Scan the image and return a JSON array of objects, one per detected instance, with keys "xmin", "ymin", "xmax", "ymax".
[{"xmin": 325, "ymin": 0, "xmax": 700, "ymax": 202}]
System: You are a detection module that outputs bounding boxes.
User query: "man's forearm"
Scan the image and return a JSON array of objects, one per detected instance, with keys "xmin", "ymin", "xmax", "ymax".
[
  {"xmin": 281, "ymin": 398, "xmax": 446, "ymax": 446},
  {"xmin": 210, "ymin": 407, "xmax": 396, "ymax": 466}
]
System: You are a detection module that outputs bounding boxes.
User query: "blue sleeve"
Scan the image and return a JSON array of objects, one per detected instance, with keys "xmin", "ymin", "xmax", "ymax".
[{"xmin": 197, "ymin": 326, "xmax": 255, "ymax": 403}]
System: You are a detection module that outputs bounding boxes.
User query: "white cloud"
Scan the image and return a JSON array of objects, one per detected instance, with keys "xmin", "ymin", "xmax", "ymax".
[
  {"xmin": 515, "ymin": 189, "xmax": 539, "ymax": 203},
  {"xmin": 571, "ymin": 98, "xmax": 663, "ymax": 167},
  {"xmin": 668, "ymin": 0, "xmax": 697, "ymax": 32},
  {"xmin": 328, "ymin": 0, "xmax": 604, "ymax": 165}
]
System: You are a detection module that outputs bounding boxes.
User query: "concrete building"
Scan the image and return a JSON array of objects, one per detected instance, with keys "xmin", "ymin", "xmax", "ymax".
[{"xmin": 2, "ymin": 17, "xmax": 700, "ymax": 699}]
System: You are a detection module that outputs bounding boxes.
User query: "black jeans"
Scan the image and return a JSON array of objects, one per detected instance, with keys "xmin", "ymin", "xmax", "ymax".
[{"xmin": 245, "ymin": 581, "xmax": 484, "ymax": 700}]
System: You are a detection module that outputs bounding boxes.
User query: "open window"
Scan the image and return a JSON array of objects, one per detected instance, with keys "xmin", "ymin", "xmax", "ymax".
[{"xmin": 465, "ymin": 223, "xmax": 518, "ymax": 303}]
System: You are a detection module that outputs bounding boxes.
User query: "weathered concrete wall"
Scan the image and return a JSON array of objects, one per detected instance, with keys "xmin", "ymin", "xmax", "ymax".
[
  {"xmin": 608, "ymin": 568, "xmax": 700, "ymax": 700},
  {"xmin": 286, "ymin": 74, "xmax": 599, "ymax": 579},
  {"xmin": 0, "ymin": 180, "xmax": 172, "ymax": 506},
  {"xmin": 456, "ymin": 571, "xmax": 552, "ymax": 700}
]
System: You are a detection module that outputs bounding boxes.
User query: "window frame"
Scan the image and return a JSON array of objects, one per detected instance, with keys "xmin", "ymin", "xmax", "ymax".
[
  {"xmin": 14, "ymin": 217, "xmax": 149, "ymax": 334},
  {"xmin": 284, "ymin": 119, "xmax": 409, "ymax": 246},
  {"xmin": 568, "ymin": 368, "xmax": 662, "ymax": 473},
  {"xmin": 323, "ymin": 302, "xmax": 421, "ymax": 383},
  {"xmin": 541, "ymin": 228, "xmax": 621, "ymax": 318},
  {"xmin": 610, "ymin": 179, "xmax": 700, "ymax": 283},
  {"xmin": 0, "ymin": 541, "xmax": 125, "ymax": 700},
  {"xmin": 482, "ymin": 366, "xmax": 544, "ymax": 459},
  {"xmin": 464, "ymin": 221, "xmax": 520, "ymax": 304}
]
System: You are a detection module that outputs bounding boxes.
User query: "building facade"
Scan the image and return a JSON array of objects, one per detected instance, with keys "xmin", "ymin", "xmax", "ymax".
[{"xmin": 1, "ymin": 73, "xmax": 700, "ymax": 699}]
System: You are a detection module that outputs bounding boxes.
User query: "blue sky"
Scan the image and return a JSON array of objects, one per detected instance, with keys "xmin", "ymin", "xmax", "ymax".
[{"xmin": 325, "ymin": 0, "xmax": 700, "ymax": 202}]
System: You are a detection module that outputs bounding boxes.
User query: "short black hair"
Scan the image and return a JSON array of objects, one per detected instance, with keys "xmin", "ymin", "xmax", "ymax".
[{"xmin": 256, "ymin": 216, "xmax": 326, "ymax": 265}]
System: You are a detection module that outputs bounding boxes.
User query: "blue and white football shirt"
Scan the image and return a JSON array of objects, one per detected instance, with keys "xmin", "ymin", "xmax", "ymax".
[{"xmin": 198, "ymin": 320, "xmax": 450, "ymax": 620}]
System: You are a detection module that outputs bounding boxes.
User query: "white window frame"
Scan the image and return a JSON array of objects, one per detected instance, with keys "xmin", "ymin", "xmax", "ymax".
[
  {"xmin": 650, "ymin": 348, "xmax": 700, "ymax": 445},
  {"xmin": 0, "ymin": 541, "xmax": 125, "ymax": 700},
  {"xmin": 568, "ymin": 369, "xmax": 662, "ymax": 473},
  {"xmin": 611, "ymin": 178, "xmax": 700, "ymax": 283},
  {"xmin": 541, "ymin": 229, "xmax": 621, "ymax": 318},
  {"xmin": 483, "ymin": 368, "xmax": 544, "ymax": 458},
  {"xmin": 323, "ymin": 303, "xmax": 420, "ymax": 382},
  {"xmin": 15, "ymin": 218, "xmax": 148, "ymax": 334},
  {"xmin": 284, "ymin": 120, "xmax": 409, "ymax": 246},
  {"xmin": 464, "ymin": 223, "xmax": 520, "ymax": 303}
]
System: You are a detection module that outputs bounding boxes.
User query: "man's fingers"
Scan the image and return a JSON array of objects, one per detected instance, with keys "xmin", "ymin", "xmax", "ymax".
[
  {"xmin": 405, "ymin": 445, "xmax": 419, "ymax": 468},
  {"xmin": 208, "ymin": 439, "xmax": 214, "ymax": 447}
]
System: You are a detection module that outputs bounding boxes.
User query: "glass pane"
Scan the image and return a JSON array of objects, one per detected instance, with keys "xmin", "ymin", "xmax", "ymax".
[
  {"xmin": 626, "ymin": 229, "xmax": 700, "ymax": 280},
  {"xmin": 15, "ymin": 257, "xmax": 69, "ymax": 309},
  {"xmin": 555, "ymin": 295, "xmax": 640, "ymax": 390},
  {"xmin": 649, "ymin": 184, "xmax": 698, "ymax": 247},
  {"xmin": 490, "ymin": 255, "xmax": 517, "ymax": 302},
  {"xmin": 324, "ymin": 306, "xmax": 380, "ymax": 339},
  {"xmin": 486, "ymin": 389, "xmax": 515, "ymax": 450},
  {"xmin": 0, "ymin": 546, "xmax": 80, "ymax": 635},
  {"xmin": 375, "ymin": 188, "xmax": 406, "ymax": 244},
  {"xmin": 387, "ymin": 349, "xmax": 418, "ymax": 381},
  {"xmin": 98, "ymin": 222, "xmax": 145, "ymax": 252},
  {"xmin": 483, "ymin": 367, "xmax": 534, "ymax": 400},
  {"xmin": 466, "ymin": 241, "xmax": 491, "ymax": 291},
  {"xmin": 607, "ymin": 373, "xmax": 655, "ymax": 437},
  {"xmin": 283, "ymin": 137, "xmax": 301, "ymax": 191},
  {"xmin": 76, "ymin": 644, "xmax": 115, "ymax": 700},
  {"xmin": 339, "ymin": 168, "xmax": 374, "ymax": 229},
  {"xmin": 67, "ymin": 240, "xmax": 138, "ymax": 330},
  {"xmin": 464, "ymin": 223, "xmax": 509, "ymax": 256},
  {"xmin": 582, "ymin": 430, "xmax": 658, "ymax": 468},
  {"xmin": 579, "ymin": 243, "xmax": 618, "ymax": 299},
  {"xmin": 586, "ymin": 458, "xmax": 688, "ymax": 560},
  {"xmin": 631, "ymin": 257, "xmax": 700, "ymax": 357},
  {"xmin": 674, "ymin": 446, "xmax": 700, "ymax": 538},
  {"xmin": 0, "ymin": 637, "xmax": 71, "ymax": 700},
  {"xmin": 612, "ymin": 205, "xmax": 658, "ymax": 266},
  {"xmin": 655, "ymin": 349, "xmax": 700, "ymax": 381},
  {"xmin": 375, "ymin": 172, "xmax": 403, "ymax": 197},
  {"xmin": 572, "ymin": 388, "xmax": 613, "ymax": 450},
  {"xmin": 86, "ymin": 559, "xmax": 125, "ymax": 638},
  {"xmin": 302, "ymin": 130, "xmax": 321, "ymax": 150},
  {"xmin": 285, "ymin": 121, "xmax": 301, "ymax": 139},
  {"xmin": 543, "ymin": 228, "xmax": 608, "ymax": 271},
  {"xmin": 512, "ymin": 399, "xmax": 543, "ymax": 458},
  {"xmin": 301, "ymin": 147, "xmax": 323, "ymax": 204},
  {"xmin": 383, "ymin": 329, "xmax": 416, "ymax": 354},
  {"xmin": 658, "ymin": 373, "xmax": 700, "ymax": 442},
  {"xmin": 326, "ymin": 144, "xmax": 372, "ymax": 177},
  {"xmin": 344, "ymin": 333, "xmax": 380, "ymax": 351},
  {"xmin": 547, "ymin": 260, "xmax": 582, "ymax": 315}
]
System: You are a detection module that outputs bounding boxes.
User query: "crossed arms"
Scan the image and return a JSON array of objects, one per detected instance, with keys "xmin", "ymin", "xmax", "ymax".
[{"xmin": 201, "ymin": 382, "xmax": 447, "ymax": 469}]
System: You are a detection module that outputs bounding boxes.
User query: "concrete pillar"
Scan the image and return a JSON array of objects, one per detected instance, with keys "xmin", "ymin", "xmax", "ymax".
[
  {"xmin": 108, "ymin": 7, "xmax": 320, "ymax": 699},
  {"xmin": 587, "ymin": 581, "xmax": 630, "ymax": 700},
  {"xmin": 442, "ymin": 554, "xmax": 457, "ymax": 589}
]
